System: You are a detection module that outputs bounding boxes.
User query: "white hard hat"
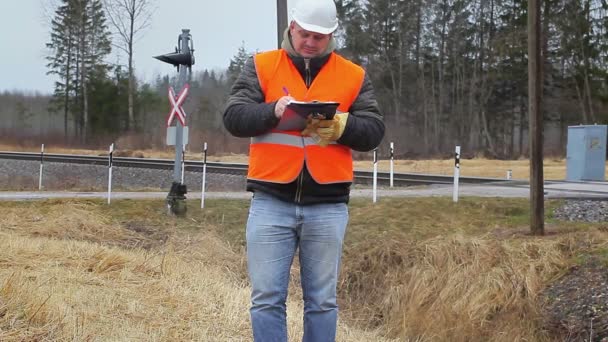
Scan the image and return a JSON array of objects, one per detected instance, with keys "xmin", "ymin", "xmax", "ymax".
[{"xmin": 291, "ymin": 0, "xmax": 338, "ymax": 35}]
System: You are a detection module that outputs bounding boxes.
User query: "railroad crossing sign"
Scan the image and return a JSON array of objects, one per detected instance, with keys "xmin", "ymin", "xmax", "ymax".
[{"xmin": 166, "ymin": 84, "xmax": 189, "ymax": 126}]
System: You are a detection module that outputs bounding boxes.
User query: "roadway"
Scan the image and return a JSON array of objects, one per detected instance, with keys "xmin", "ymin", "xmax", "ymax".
[{"xmin": 1, "ymin": 181, "xmax": 606, "ymax": 201}]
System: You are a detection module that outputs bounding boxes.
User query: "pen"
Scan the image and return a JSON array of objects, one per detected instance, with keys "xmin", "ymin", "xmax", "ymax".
[{"xmin": 282, "ymin": 86, "xmax": 290, "ymax": 96}]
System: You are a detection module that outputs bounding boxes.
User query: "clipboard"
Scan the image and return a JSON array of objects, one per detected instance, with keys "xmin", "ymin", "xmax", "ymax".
[
  {"xmin": 286, "ymin": 101, "xmax": 340, "ymax": 119},
  {"xmin": 276, "ymin": 100, "xmax": 340, "ymax": 131}
]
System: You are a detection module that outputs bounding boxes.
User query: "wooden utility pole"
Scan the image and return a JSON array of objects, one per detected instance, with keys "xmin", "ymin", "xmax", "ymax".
[
  {"xmin": 277, "ymin": 0, "xmax": 288, "ymax": 48},
  {"xmin": 528, "ymin": 0, "xmax": 544, "ymax": 235}
]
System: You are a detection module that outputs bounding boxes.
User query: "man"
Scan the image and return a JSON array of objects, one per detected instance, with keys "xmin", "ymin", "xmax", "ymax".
[{"xmin": 223, "ymin": 0, "xmax": 384, "ymax": 340}]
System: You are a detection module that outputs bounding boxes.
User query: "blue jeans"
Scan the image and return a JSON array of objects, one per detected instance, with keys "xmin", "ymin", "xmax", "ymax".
[{"xmin": 246, "ymin": 191, "xmax": 348, "ymax": 342}]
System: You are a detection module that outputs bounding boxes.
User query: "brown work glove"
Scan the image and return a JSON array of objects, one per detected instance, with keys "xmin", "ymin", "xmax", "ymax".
[
  {"xmin": 301, "ymin": 116, "xmax": 322, "ymax": 136},
  {"xmin": 315, "ymin": 113, "xmax": 349, "ymax": 147}
]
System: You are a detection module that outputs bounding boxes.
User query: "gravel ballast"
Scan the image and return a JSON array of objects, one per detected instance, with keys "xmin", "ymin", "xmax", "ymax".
[
  {"xmin": 544, "ymin": 200, "xmax": 608, "ymax": 342},
  {"xmin": 0, "ymin": 159, "xmax": 246, "ymax": 192},
  {"xmin": 553, "ymin": 200, "xmax": 608, "ymax": 223}
]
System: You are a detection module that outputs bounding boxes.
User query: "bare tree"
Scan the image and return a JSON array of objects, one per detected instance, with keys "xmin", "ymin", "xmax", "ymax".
[{"xmin": 103, "ymin": 0, "xmax": 156, "ymax": 131}]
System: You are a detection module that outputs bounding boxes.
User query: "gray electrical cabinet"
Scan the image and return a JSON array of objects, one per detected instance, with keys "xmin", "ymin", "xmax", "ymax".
[{"xmin": 566, "ymin": 125, "xmax": 607, "ymax": 181}]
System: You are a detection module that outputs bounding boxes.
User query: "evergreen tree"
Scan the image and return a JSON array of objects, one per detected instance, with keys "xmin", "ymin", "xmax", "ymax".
[
  {"xmin": 46, "ymin": 0, "xmax": 112, "ymax": 143},
  {"xmin": 227, "ymin": 43, "xmax": 252, "ymax": 86},
  {"xmin": 46, "ymin": 1, "xmax": 78, "ymax": 141}
]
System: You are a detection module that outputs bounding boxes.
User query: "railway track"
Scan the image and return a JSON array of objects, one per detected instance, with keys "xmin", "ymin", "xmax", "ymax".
[{"xmin": 0, "ymin": 151, "xmax": 510, "ymax": 187}]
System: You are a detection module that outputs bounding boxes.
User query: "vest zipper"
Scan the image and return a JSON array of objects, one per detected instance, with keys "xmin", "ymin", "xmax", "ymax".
[
  {"xmin": 304, "ymin": 59, "xmax": 311, "ymax": 87},
  {"xmin": 296, "ymin": 59, "xmax": 312, "ymax": 203}
]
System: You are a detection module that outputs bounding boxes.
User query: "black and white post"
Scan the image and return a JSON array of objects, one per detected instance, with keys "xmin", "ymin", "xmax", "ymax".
[
  {"xmin": 200, "ymin": 142, "xmax": 208, "ymax": 209},
  {"xmin": 389, "ymin": 142, "xmax": 394, "ymax": 187},
  {"xmin": 453, "ymin": 145, "xmax": 461, "ymax": 202},
  {"xmin": 373, "ymin": 148, "xmax": 378, "ymax": 203},
  {"xmin": 38, "ymin": 144, "xmax": 44, "ymax": 190},
  {"xmin": 107, "ymin": 143, "xmax": 114, "ymax": 205}
]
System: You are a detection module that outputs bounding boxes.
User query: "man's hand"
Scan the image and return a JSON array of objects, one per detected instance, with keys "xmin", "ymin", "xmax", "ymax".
[
  {"xmin": 316, "ymin": 113, "xmax": 349, "ymax": 147},
  {"xmin": 274, "ymin": 96, "xmax": 294, "ymax": 119}
]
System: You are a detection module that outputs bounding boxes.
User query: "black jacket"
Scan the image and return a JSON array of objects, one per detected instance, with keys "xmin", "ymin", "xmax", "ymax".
[{"xmin": 223, "ymin": 32, "xmax": 384, "ymax": 204}]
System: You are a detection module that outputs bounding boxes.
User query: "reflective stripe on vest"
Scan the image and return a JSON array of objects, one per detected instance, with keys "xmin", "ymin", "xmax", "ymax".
[
  {"xmin": 251, "ymin": 133, "xmax": 336, "ymax": 147},
  {"xmin": 249, "ymin": 49, "xmax": 364, "ymax": 184}
]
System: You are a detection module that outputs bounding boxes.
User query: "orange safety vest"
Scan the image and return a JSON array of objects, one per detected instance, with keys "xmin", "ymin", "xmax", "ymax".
[{"xmin": 248, "ymin": 49, "xmax": 364, "ymax": 184}]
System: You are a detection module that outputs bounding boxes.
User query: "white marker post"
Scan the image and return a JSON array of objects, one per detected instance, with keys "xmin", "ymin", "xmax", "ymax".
[
  {"xmin": 38, "ymin": 144, "xmax": 44, "ymax": 190},
  {"xmin": 453, "ymin": 145, "xmax": 461, "ymax": 202},
  {"xmin": 373, "ymin": 148, "xmax": 378, "ymax": 203},
  {"xmin": 107, "ymin": 143, "xmax": 114, "ymax": 205},
  {"xmin": 201, "ymin": 142, "xmax": 208, "ymax": 209},
  {"xmin": 389, "ymin": 142, "xmax": 394, "ymax": 187}
]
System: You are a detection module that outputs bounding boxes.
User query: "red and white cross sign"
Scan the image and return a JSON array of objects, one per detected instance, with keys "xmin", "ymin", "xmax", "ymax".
[{"xmin": 166, "ymin": 84, "xmax": 189, "ymax": 126}]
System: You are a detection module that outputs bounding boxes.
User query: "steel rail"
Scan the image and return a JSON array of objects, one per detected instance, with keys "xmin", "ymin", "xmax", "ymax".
[{"xmin": 0, "ymin": 151, "xmax": 510, "ymax": 186}]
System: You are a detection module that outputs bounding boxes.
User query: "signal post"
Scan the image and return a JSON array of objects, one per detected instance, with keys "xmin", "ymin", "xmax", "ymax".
[{"xmin": 154, "ymin": 29, "xmax": 195, "ymax": 216}]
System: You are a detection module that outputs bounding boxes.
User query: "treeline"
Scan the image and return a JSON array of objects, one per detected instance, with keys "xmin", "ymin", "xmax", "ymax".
[
  {"xmin": 335, "ymin": 0, "xmax": 608, "ymax": 158},
  {"xmin": 0, "ymin": 70, "xmax": 239, "ymax": 150},
  {"xmin": 0, "ymin": 43, "xmax": 248, "ymax": 151},
  {"xmin": 1, "ymin": 0, "xmax": 607, "ymax": 158}
]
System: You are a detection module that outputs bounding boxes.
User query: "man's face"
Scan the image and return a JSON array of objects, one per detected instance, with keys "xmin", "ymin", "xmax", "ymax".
[{"xmin": 289, "ymin": 22, "xmax": 332, "ymax": 58}]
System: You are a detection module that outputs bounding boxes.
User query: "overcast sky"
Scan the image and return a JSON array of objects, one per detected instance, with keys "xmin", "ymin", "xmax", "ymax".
[{"xmin": 0, "ymin": 0, "xmax": 294, "ymax": 94}]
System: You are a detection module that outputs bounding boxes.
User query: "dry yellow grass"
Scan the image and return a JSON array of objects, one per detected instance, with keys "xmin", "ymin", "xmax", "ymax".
[
  {"xmin": 342, "ymin": 233, "xmax": 606, "ymax": 341},
  {"xmin": 360, "ymin": 158, "xmax": 586, "ymax": 180},
  {"xmin": 1, "ymin": 197, "xmax": 607, "ymax": 341},
  {"xmin": 0, "ymin": 201, "xmax": 394, "ymax": 342}
]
